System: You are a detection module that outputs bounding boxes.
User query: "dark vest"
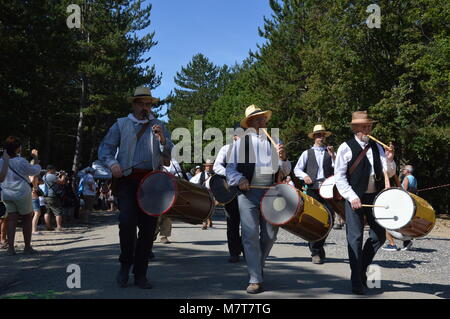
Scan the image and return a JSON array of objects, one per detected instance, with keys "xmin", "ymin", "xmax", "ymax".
[
  {"xmin": 346, "ymin": 138, "xmax": 383, "ymax": 198},
  {"xmin": 199, "ymin": 171, "xmax": 212, "ymax": 185},
  {"xmin": 236, "ymin": 134, "xmax": 276, "ymax": 184},
  {"xmin": 305, "ymin": 148, "xmax": 333, "ymax": 182}
]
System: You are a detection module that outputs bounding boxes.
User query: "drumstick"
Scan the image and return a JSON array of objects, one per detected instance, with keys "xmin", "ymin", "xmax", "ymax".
[
  {"xmin": 362, "ymin": 204, "xmax": 389, "ymax": 209},
  {"xmin": 250, "ymin": 185, "xmax": 271, "ymax": 189},
  {"xmin": 261, "ymin": 128, "xmax": 278, "ymax": 148},
  {"xmin": 367, "ymin": 135, "xmax": 392, "ymax": 151}
]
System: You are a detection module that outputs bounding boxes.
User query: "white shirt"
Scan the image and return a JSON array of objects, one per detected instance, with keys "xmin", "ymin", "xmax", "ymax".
[
  {"xmin": 164, "ymin": 159, "xmax": 183, "ymax": 178},
  {"xmin": 213, "ymin": 144, "xmax": 231, "ymax": 177},
  {"xmin": 189, "ymin": 171, "xmax": 212, "ymax": 185},
  {"xmin": 334, "ymin": 135, "xmax": 396, "ymax": 202},
  {"xmin": 294, "ymin": 146, "xmax": 335, "ymax": 182}
]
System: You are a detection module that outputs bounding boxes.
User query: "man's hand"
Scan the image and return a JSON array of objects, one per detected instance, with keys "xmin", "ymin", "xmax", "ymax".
[
  {"xmin": 31, "ymin": 149, "xmax": 39, "ymax": 158},
  {"xmin": 303, "ymin": 175, "xmax": 313, "ymax": 185},
  {"xmin": 111, "ymin": 164, "xmax": 123, "ymax": 178},
  {"xmin": 327, "ymin": 146, "xmax": 335, "ymax": 159},
  {"xmin": 276, "ymin": 144, "xmax": 287, "ymax": 161},
  {"xmin": 351, "ymin": 197, "xmax": 362, "ymax": 210},
  {"xmin": 385, "ymin": 143, "xmax": 394, "ymax": 162},
  {"xmin": 238, "ymin": 178, "xmax": 250, "ymax": 191},
  {"xmin": 152, "ymin": 124, "xmax": 166, "ymax": 145}
]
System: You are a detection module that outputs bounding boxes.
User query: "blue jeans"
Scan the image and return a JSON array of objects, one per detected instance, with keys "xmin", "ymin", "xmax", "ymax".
[{"xmin": 238, "ymin": 188, "xmax": 278, "ymax": 283}]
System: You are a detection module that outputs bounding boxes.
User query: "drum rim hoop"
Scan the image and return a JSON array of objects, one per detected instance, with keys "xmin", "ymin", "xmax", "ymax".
[
  {"xmin": 319, "ymin": 175, "xmax": 336, "ymax": 199},
  {"xmin": 373, "ymin": 187, "xmax": 416, "ymax": 230},
  {"xmin": 209, "ymin": 174, "xmax": 237, "ymax": 204},
  {"xmin": 260, "ymin": 183, "xmax": 302, "ymax": 226},
  {"xmin": 136, "ymin": 170, "xmax": 178, "ymax": 217}
]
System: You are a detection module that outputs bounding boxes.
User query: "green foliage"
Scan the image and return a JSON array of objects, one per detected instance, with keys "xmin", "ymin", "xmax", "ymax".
[
  {"xmin": 199, "ymin": 0, "xmax": 449, "ymax": 213},
  {"xmin": 0, "ymin": 0, "xmax": 159, "ymax": 169}
]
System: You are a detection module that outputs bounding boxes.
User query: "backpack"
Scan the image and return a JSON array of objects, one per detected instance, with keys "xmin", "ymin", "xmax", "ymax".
[{"xmin": 43, "ymin": 175, "xmax": 66, "ymax": 200}]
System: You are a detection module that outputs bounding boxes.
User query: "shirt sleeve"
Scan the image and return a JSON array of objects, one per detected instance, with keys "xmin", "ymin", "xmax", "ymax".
[
  {"xmin": 18, "ymin": 158, "xmax": 41, "ymax": 177},
  {"xmin": 294, "ymin": 151, "xmax": 308, "ymax": 179},
  {"xmin": 334, "ymin": 142, "xmax": 359, "ymax": 202},
  {"xmin": 98, "ymin": 122, "xmax": 121, "ymax": 169},
  {"xmin": 213, "ymin": 145, "xmax": 228, "ymax": 177},
  {"xmin": 225, "ymin": 139, "xmax": 245, "ymax": 186}
]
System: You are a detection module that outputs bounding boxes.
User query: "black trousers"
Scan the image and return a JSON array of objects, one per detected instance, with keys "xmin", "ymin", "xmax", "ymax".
[
  {"xmin": 224, "ymin": 197, "xmax": 243, "ymax": 257},
  {"xmin": 306, "ymin": 188, "xmax": 334, "ymax": 257},
  {"xmin": 345, "ymin": 193, "xmax": 386, "ymax": 290},
  {"xmin": 117, "ymin": 177, "xmax": 158, "ymax": 278}
]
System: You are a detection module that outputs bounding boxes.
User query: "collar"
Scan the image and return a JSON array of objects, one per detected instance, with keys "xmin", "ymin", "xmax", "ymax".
[
  {"xmin": 354, "ymin": 135, "xmax": 369, "ymax": 148},
  {"xmin": 128, "ymin": 113, "xmax": 155, "ymax": 125},
  {"xmin": 311, "ymin": 146, "xmax": 326, "ymax": 151}
]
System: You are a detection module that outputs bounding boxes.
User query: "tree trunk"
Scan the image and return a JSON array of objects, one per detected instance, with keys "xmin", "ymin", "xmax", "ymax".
[{"xmin": 72, "ymin": 73, "xmax": 87, "ymax": 173}]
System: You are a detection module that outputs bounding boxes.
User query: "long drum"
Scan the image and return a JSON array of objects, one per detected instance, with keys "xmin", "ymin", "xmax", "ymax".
[
  {"xmin": 319, "ymin": 175, "xmax": 346, "ymax": 221},
  {"xmin": 137, "ymin": 171, "xmax": 215, "ymax": 225},
  {"xmin": 261, "ymin": 183, "xmax": 333, "ymax": 242},
  {"xmin": 372, "ymin": 188, "xmax": 435, "ymax": 238}
]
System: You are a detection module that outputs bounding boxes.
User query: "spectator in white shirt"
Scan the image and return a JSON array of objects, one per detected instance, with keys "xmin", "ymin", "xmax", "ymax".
[
  {"xmin": 81, "ymin": 168, "xmax": 97, "ymax": 225},
  {"xmin": 334, "ymin": 111, "xmax": 396, "ymax": 295},
  {"xmin": 0, "ymin": 137, "xmax": 41, "ymax": 255}
]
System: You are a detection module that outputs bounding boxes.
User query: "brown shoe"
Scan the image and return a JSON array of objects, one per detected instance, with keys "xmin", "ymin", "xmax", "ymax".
[
  {"xmin": 160, "ymin": 236, "xmax": 170, "ymax": 244},
  {"xmin": 246, "ymin": 283, "xmax": 264, "ymax": 294}
]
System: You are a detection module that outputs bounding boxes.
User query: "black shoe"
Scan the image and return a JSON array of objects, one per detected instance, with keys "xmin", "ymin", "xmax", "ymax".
[
  {"xmin": 134, "ymin": 277, "xmax": 153, "ymax": 289},
  {"xmin": 362, "ymin": 274, "xmax": 368, "ymax": 288},
  {"xmin": 228, "ymin": 255, "xmax": 239, "ymax": 263},
  {"xmin": 352, "ymin": 287, "xmax": 365, "ymax": 295},
  {"xmin": 116, "ymin": 266, "xmax": 130, "ymax": 288}
]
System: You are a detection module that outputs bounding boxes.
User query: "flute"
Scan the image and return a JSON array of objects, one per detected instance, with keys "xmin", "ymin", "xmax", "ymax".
[{"xmin": 367, "ymin": 135, "xmax": 392, "ymax": 151}]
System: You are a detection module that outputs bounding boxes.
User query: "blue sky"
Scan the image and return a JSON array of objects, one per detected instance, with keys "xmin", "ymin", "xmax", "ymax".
[{"xmin": 140, "ymin": 0, "xmax": 274, "ymax": 120}]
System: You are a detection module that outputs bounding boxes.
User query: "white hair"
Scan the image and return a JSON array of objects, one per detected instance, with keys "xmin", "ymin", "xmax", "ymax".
[{"xmin": 404, "ymin": 165, "xmax": 413, "ymax": 173}]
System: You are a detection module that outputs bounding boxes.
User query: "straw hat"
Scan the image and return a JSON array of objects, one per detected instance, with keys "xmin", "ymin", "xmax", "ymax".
[
  {"xmin": 204, "ymin": 159, "xmax": 214, "ymax": 166},
  {"xmin": 349, "ymin": 111, "xmax": 377, "ymax": 125},
  {"xmin": 308, "ymin": 124, "xmax": 332, "ymax": 139},
  {"xmin": 240, "ymin": 105, "xmax": 272, "ymax": 129},
  {"xmin": 127, "ymin": 86, "xmax": 160, "ymax": 104}
]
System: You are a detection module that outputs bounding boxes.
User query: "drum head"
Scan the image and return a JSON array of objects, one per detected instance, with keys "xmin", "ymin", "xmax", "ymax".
[
  {"xmin": 261, "ymin": 184, "xmax": 302, "ymax": 226},
  {"xmin": 137, "ymin": 171, "xmax": 177, "ymax": 216},
  {"xmin": 209, "ymin": 174, "xmax": 237, "ymax": 204},
  {"xmin": 373, "ymin": 188, "xmax": 415, "ymax": 230},
  {"xmin": 319, "ymin": 176, "xmax": 335, "ymax": 199}
]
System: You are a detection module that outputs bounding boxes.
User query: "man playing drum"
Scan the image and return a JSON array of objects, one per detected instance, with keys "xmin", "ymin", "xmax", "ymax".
[
  {"xmin": 213, "ymin": 122, "xmax": 244, "ymax": 263},
  {"xmin": 98, "ymin": 86, "xmax": 173, "ymax": 289},
  {"xmin": 226, "ymin": 105, "xmax": 291, "ymax": 294},
  {"xmin": 334, "ymin": 111, "xmax": 396, "ymax": 295},
  {"xmin": 294, "ymin": 124, "xmax": 338, "ymax": 264}
]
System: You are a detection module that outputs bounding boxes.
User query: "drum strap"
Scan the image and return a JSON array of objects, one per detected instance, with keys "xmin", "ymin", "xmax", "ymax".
[
  {"xmin": 136, "ymin": 123, "xmax": 150, "ymax": 141},
  {"xmin": 348, "ymin": 145, "xmax": 370, "ymax": 176}
]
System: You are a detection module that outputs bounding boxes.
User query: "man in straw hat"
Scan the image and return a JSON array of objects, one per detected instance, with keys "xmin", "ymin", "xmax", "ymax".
[
  {"xmin": 334, "ymin": 110, "xmax": 396, "ymax": 295},
  {"xmin": 226, "ymin": 105, "xmax": 291, "ymax": 294},
  {"xmin": 294, "ymin": 124, "xmax": 341, "ymax": 264},
  {"xmin": 190, "ymin": 159, "xmax": 215, "ymax": 229},
  {"xmin": 98, "ymin": 86, "xmax": 173, "ymax": 289}
]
